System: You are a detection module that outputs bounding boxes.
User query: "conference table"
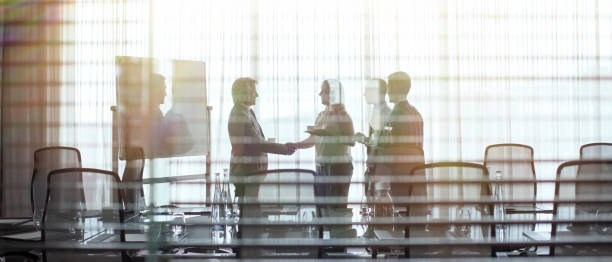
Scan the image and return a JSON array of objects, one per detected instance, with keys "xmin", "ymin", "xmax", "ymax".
[
  {"xmin": 3, "ymin": 207, "xmax": 609, "ymax": 259},
  {"xmin": 0, "ymin": 208, "xmax": 231, "ymax": 259}
]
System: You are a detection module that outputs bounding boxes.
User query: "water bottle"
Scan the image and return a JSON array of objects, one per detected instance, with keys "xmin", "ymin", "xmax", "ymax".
[
  {"xmin": 494, "ymin": 171, "xmax": 505, "ymax": 241},
  {"xmin": 212, "ymin": 173, "xmax": 220, "ymax": 219},
  {"xmin": 386, "ymin": 191, "xmax": 396, "ymax": 232},
  {"xmin": 222, "ymin": 169, "xmax": 231, "ymax": 218},
  {"xmin": 221, "ymin": 169, "xmax": 232, "ymax": 237},
  {"xmin": 231, "ymin": 195, "xmax": 241, "ymax": 238},
  {"xmin": 212, "ymin": 172, "xmax": 224, "ymax": 239}
]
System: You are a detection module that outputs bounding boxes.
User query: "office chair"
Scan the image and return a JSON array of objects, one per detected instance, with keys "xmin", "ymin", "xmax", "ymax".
[
  {"xmin": 239, "ymin": 169, "xmax": 319, "ymax": 258},
  {"xmin": 121, "ymin": 147, "xmax": 146, "ymax": 221},
  {"xmin": 580, "ymin": 143, "xmax": 612, "ymax": 160},
  {"xmin": 42, "ymin": 168, "xmax": 126, "ymax": 262},
  {"xmin": 406, "ymin": 162, "xmax": 494, "ymax": 258},
  {"xmin": 484, "ymin": 144, "xmax": 541, "ymax": 248},
  {"xmin": 551, "ymin": 160, "xmax": 612, "ymax": 256},
  {"xmin": 31, "ymin": 147, "xmax": 82, "ymax": 226}
]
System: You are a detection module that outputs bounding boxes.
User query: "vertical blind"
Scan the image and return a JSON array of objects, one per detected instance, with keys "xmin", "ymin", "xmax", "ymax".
[{"xmin": 1, "ymin": 0, "xmax": 611, "ymax": 215}]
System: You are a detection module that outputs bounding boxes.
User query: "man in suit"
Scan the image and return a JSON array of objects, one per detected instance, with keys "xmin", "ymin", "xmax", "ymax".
[
  {"xmin": 228, "ymin": 77, "xmax": 296, "ymax": 197},
  {"xmin": 378, "ymin": 71, "xmax": 425, "ymax": 198}
]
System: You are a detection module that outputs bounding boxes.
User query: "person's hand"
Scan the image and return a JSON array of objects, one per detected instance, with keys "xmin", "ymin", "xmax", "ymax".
[
  {"xmin": 354, "ymin": 132, "xmax": 368, "ymax": 144},
  {"xmin": 283, "ymin": 143, "xmax": 297, "ymax": 155}
]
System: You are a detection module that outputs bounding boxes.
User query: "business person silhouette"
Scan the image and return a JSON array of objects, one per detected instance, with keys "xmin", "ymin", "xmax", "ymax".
[
  {"xmin": 355, "ymin": 79, "xmax": 392, "ymax": 237},
  {"xmin": 118, "ymin": 72, "xmax": 171, "ymax": 157},
  {"xmin": 228, "ymin": 77, "xmax": 296, "ymax": 197},
  {"xmin": 289, "ymin": 79, "xmax": 356, "ymax": 240},
  {"xmin": 147, "ymin": 73, "xmax": 167, "ymax": 152},
  {"xmin": 145, "ymin": 73, "xmax": 194, "ymax": 157},
  {"xmin": 378, "ymin": 71, "xmax": 424, "ymax": 198},
  {"xmin": 355, "ymin": 78, "xmax": 392, "ymax": 187}
]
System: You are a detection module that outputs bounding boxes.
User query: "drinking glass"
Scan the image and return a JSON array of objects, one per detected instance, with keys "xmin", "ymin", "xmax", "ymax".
[
  {"xmin": 456, "ymin": 207, "xmax": 472, "ymax": 237},
  {"xmin": 301, "ymin": 210, "xmax": 317, "ymax": 238},
  {"xmin": 69, "ymin": 212, "xmax": 84, "ymax": 241},
  {"xmin": 172, "ymin": 213, "xmax": 186, "ymax": 236},
  {"xmin": 32, "ymin": 206, "xmax": 47, "ymax": 231}
]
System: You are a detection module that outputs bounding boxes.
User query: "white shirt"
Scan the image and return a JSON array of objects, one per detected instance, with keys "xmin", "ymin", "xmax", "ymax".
[{"xmin": 368, "ymin": 103, "xmax": 391, "ymax": 131}]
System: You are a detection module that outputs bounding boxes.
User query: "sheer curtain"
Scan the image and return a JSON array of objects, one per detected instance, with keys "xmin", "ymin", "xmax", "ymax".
[
  {"xmin": 49, "ymin": 0, "xmax": 612, "ymax": 208},
  {"xmin": 442, "ymin": 0, "xmax": 612, "ymax": 199},
  {"xmin": 59, "ymin": 0, "xmax": 256, "ymax": 206},
  {"xmin": 149, "ymin": 0, "xmax": 255, "ymax": 205},
  {"xmin": 60, "ymin": 0, "xmax": 149, "ymax": 169},
  {"xmin": 1, "ymin": 0, "xmax": 64, "ymax": 217}
]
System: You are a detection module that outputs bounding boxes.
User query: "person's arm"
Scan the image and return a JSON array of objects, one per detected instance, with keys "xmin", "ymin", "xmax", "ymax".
[
  {"xmin": 373, "ymin": 111, "xmax": 396, "ymax": 154},
  {"xmin": 291, "ymin": 135, "xmax": 315, "ymax": 149},
  {"xmin": 354, "ymin": 132, "xmax": 370, "ymax": 145},
  {"xmin": 390, "ymin": 110, "xmax": 422, "ymax": 149},
  {"xmin": 228, "ymin": 109, "xmax": 250, "ymax": 155},
  {"xmin": 259, "ymin": 140, "xmax": 294, "ymax": 155},
  {"xmin": 229, "ymin": 109, "xmax": 293, "ymax": 155},
  {"xmin": 342, "ymin": 113, "xmax": 355, "ymax": 147},
  {"xmin": 287, "ymin": 112, "xmax": 324, "ymax": 150},
  {"xmin": 378, "ymin": 109, "xmax": 423, "ymax": 156}
]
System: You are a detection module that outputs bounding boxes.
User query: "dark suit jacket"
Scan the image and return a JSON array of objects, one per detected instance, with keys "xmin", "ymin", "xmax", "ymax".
[
  {"xmin": 378, "ymin": 101, "xmax": 425, "ymax": 196},
  {"xmin": 228, "ymin": 103, "xmax": 288, "ymax": 196},
  {"xmin": 381, "ymin": 100, "xmax": 423, "ymax": 150}
]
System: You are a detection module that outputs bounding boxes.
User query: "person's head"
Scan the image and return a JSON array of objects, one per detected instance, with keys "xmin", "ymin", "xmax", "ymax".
[
  {"xmin": 150, "ymin": 73, "xmax": 167, "ymax": 106},
  {"xmin": 232, "ymin": 77, "xmax": 258, "ymax": 106},
  {"xmin": 319, "ymin": 79, "xmax": 343, "ymax": 106},
  {"xmin": 387, "ymin": 71, "xmax": 411, "ymax": 104},
  {"xmin": 374, "ymin": 78, "xmax": 387, "ymax": 104},
  {"xmin": 319, "ymin": 80, "xmax": 331, "ymax": 106}
]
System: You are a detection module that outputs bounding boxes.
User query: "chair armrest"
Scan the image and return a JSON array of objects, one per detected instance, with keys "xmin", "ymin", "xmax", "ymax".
[
  {"xmin": 0, "ymin": 231, "xmax": 42, "ymax": 241},
  {"xmin": 394, "ymin": 207, "xmax": 407, "ymax": 217},
  {"xmin": 505, "ymin": 206, "xmax": 553, "ymax": 214},
  {"xmin": 0, "ymin": 251, "xmax": 39, "ymax": 261},
  {"xmin": 0, "ymin": 218, "xmax": 32, "ymax": 226},
  {"xmin": 522, "ymin": 231, "xmax": 550, "ymax": 241},
  {"xmin": 374, "ymin": 229, "xmax": 403, "ymax": 240}
]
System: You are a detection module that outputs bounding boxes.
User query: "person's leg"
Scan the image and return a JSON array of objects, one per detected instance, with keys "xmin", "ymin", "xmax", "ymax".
[
  {"xmin": 362, "ymin": 165, "xmax": 377, "ymax": 237},
  {"xmin": 328, "ymin": 164, "xmax": 355, "ymax": 240},
  {"xmin": 331, "ymin": 163, "xmax": 352, "ymax": 209},
  {"xmin": 390, "ymin": 162, "xmax": 410, "ymax": 199},
  {"xmin": 315, "ymin": 165, "xmax": 329, "ymax": 218}
]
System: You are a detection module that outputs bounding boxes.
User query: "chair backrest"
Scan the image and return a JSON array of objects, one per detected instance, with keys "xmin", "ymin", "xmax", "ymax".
[
  {"xmin": 373, "ymin": 146, "xmax": 425, "ymax": 173},
  {"xmin": 43, "ymin": 168, "xmax": 125, "ymax": 262},
  {"xmin": 240, "ymin": 169, "xmax": 318, "ymax": 258},
  {"xmin": 553, "ymin": 160, "xmax": 612, "ymax": 256},
  {"xmin": 484, "ymin": 144, "xmax": 538, "ymax": 245},
  {"xmin": 484, "ymin": 144, "xmax": 536, "ymax": 205},
  {"xmin": 31, "ymin": 147, "xmax": 82, "ymax": 223},
  {"xmin": 121, "ymin": 147, "xmax": 145, "ymax": 218},
  {"xmin": 408, "ymin": 162, "xmax": 493, "ymax": 258},
  {"xmin": 580, "ymin": 143, "xmax": 612, "ymax": 160},
  {"xmin": 372, "ymin": 146, "xmax": 425, "ymax": 198}
]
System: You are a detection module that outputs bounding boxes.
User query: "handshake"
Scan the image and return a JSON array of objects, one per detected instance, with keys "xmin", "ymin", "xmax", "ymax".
[
  {"xmin": 277, "ymin": 132, "xmax": 371, "ymax": 156},
  {"xmin": 282, "ymin": 142, "xmax": 299, "ymax": 155}
]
